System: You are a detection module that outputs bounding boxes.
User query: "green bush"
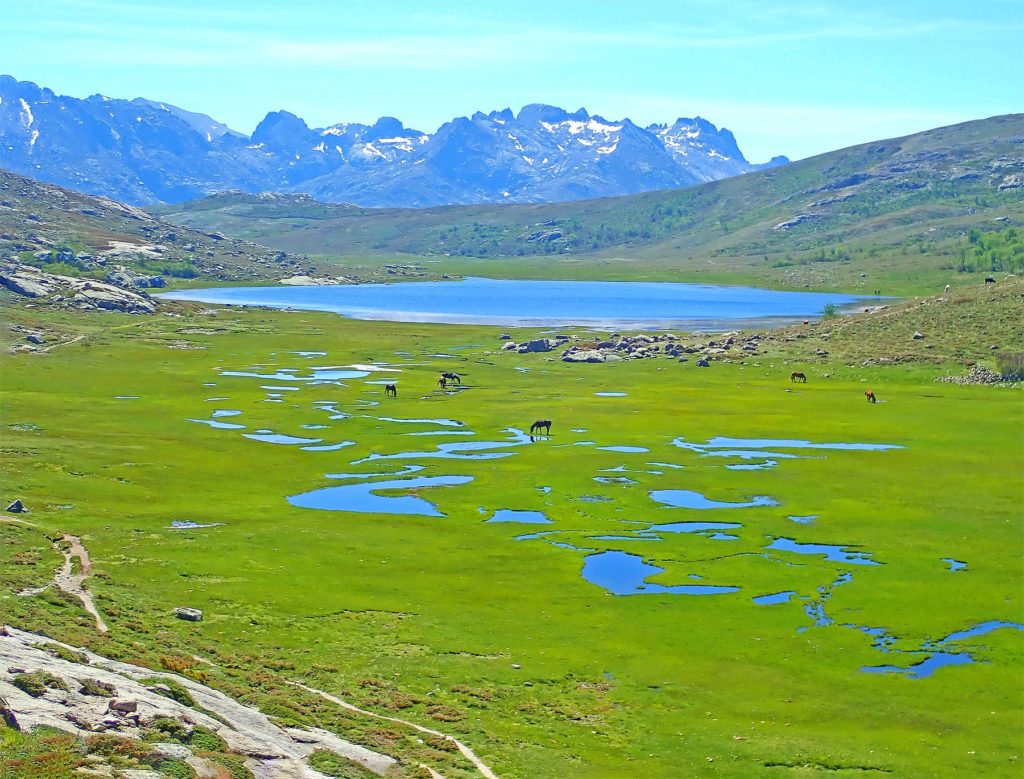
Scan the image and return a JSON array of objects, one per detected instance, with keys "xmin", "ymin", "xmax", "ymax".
[
  {"xmin": 147, "ymin": 717, "xmax": 190, "ymax": 744},
  {"xmin": 155, "ymin": 758, "xmax": 195, "ymax": 778},
  {"xmin": 141, "ymin": 677, "xmax": 197, "ymax": 708},
  {"xmin": 12, "ymin": 672, "xmax": 68, "ymax": 698},
  {"xmin": 307, "ymin": 748, "xmax": 377, "ymax": 778},
  {"xmin": 77, "ymin": 678, "xmax": 116, "ymax": 697},
  {"xmin": 188, "ymin": 727, "xmax": 227, "ymax": 753},
  {"xmin": 43, "ymin": 644, "xmax": 89, "ymax": 665}
]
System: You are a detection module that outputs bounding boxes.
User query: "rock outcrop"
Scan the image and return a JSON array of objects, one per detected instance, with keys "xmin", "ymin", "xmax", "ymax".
[
  {"xmin": 1, "ymin": 263, "xmax": 156, "ymax": 313},
  {"xmin": 0, "ymin": 626, "xmax": 397, "ymax": 778}
]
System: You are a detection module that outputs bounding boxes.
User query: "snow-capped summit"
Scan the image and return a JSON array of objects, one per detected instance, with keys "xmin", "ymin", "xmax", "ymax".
[{"xmin": 0, "ymin": 76, "xmax": 789, "ymax": 207}]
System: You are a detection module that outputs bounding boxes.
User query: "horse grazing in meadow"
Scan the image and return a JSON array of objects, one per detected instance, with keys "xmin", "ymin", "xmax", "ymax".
[
  {"xmin": 985, "ymin": 277, "xmax": 996, "ymax": 284},
  {"xmin": 865, "ymin": 390, "xmax": 877, "ymax": 403},
  {"xmin": 437, "ymin": 376, "xmax": 447, "ymax": 390},
  {"xmin": 790, "ymin": 371, "xmax": 807, "ymax": 383},
  {"xmin": 441, "ymin": 371, "xmax": 462, "ymax": 385},
  {"xmin": 384, "ymin": 383, "xmax": 397, "ymax": 397},
  {"xmin": 530, "ymin": 419, "xmax": 552, "ymax": 436}
]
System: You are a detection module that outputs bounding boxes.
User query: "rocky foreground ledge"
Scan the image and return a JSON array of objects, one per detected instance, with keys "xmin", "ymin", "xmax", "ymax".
[
  {"xmin": 0, "ymin": 625, "xmax": 397, "ymax": 778},
  {"xmin": 0, "ymin": 263, "xmax": 157, "ymax": 315}
]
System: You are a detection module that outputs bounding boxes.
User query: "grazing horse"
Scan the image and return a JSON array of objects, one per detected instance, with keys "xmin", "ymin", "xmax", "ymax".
[
  {"xmin": 530, "ymin": 419, "xmax": 552, "ymax": 436},
  {"xmin": 790, "ymin": 371, "xmax": 807, "ymax": 383},
  {"xmin": 441, "ymin": 371, "xmax": 461, "ymax": 385},
  {"xmin": 944, "ymin": 284, "xmax": 951, "ymax": 293},
  {"xmin": 865, "ymin": 390, "xmax": 877, "ymax": 403},
  {"xmin": 384, "ymin": 383, "xmax": 397, "ymax": 397},
  {"xmin": 985, "ymin": 276, "xmax": 996, "ymax": 284},
  {"xmin": 437, "ymin": 376, "xmax": 447, "ymax": 390}
]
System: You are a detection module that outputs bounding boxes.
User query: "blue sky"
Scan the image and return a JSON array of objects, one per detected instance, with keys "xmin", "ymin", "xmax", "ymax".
[{"xmin": 4, "ymin": 0, "xmax": 1022, "ymax": 162}]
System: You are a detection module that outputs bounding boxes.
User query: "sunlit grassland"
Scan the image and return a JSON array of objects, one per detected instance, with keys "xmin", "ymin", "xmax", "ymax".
[{"xmin": 1, "ymin": 306, "xmax": 1022, "ymax": 778}]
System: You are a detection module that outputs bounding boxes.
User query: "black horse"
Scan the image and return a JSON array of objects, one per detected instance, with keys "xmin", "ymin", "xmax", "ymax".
[
  {"xmin": 384, "ymin": 383, "xmax": 397, "ymax": 397},
  {"xmin": 441, "ymin": 371, "xmax": 462, "ymax": 384},
  {"xmin": 530, "ymin": 419, "xmax": 552, "ymax": 436}
]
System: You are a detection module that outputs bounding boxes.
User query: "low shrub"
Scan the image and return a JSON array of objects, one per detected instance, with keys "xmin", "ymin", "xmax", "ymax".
[
  {"xmin": 77, "ymin": 678, "xmax": 116, "ymax": 697},
  {"xmin": 307, "ymin": 748, "xmax": 376, "ymax": 778},
  {"xmin": 141, "ymin": 677, "xmax": 197, "ymax": 708},
  {"xmin": 12, "ymin": 671, "xmax": 67, "ymax": 698}
]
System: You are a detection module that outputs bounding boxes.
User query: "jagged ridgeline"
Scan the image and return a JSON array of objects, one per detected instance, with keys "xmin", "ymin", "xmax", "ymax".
[
  {"xmin": 0, "ymin": 75, "xmax": 785, "ymax": 207},
  {"xmin": 148, "ymin": 115, "xmax": 1024, "ymax": 273}
]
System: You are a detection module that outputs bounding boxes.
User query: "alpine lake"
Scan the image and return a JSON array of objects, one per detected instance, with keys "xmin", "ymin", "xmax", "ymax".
[{"xmin": 3, "ymin": 277, "xmax": 1022, "ymax": 778}]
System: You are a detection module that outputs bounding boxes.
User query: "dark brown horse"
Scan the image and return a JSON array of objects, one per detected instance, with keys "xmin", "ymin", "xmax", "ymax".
[
  {"xmin": 437, "ymin": 376, "xmax": 447, "ymax": 390},
  {"xmin": 441, "ymin": 371, "xmax": 461, "ymax": 384},
  {"xmin": 530, "ymin": 419, "xmax": 552, "ymax": 435},
  {"xmin": 865, "ymin": 390, "xmax": 877, "ymax": 403},
  {"xmin": 790, "ymin": 371, "xmax": 807, "ymax": 383},
  {"xmin": 384, "ymin": 383, "xmax": 397, "ymax": 397}
]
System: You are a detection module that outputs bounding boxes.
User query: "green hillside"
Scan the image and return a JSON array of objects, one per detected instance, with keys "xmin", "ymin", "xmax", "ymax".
[{"xmin": 150, "ymin": 114, "xmax": 1024, "ymax": 295}]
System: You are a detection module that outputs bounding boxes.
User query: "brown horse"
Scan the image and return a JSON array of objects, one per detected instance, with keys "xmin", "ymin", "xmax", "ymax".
[
  {"xmin": 790, "ymin": 371, "xmax": 807, "ymax": 383},
  {"xmin": 441, "ymin": 371, "xmax": 462, "ymax": 385},
  {"xmin": 530, "ymin": 419, "xmax": 552, "ymax": 436},
  {"xmin": 384, "ymin": 383, "xmax": 397, "ymax": 397},
  {"xmin": 865, "ymin": 390, "xmax": 877, "ymax": 403},
  {"xmin": 437, "ymin": 376, "xmax": 447, "ymax": 390}
]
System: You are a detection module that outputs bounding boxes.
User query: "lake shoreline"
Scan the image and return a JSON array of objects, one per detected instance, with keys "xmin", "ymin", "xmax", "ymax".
[{"xmin": 158, "ymin": 276, "xmax": 880, "ymax": 331}]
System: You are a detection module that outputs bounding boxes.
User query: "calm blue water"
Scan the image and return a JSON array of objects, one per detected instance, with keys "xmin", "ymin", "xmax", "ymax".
[
  {"xmin": 582, "ymin": 550, "xmax": 740, "ymax": 596},
  {"xmin": 288, "ymin": 475, "xmax": 473, "ymax": 516},
  {"xmin": 650, "ymin": 489, "xmax": 779, "ymax": 510},
  {"xmin": 767, "ymin": 537, "xmax": 879, "ymax": 565},
  {"xmin": 159, "ymin": 277, "xmax": 870, "ymax": 328}
]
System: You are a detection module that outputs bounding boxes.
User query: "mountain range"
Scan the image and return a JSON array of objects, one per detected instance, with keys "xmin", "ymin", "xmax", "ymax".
[{"xmin": 0, "ymin": 75, "xmax": 786, "ymax": 208}]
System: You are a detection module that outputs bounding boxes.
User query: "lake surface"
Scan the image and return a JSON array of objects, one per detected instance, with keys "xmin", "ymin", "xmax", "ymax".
[{"xmin": 159, "ymin": 277, "xmax": 871, "ymax": 329}]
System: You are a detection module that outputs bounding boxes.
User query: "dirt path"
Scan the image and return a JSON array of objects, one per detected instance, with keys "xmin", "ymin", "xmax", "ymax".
[
  {"xmin": 38, "ymin": 333, "xmax": 87, "ymax": 353},
  {"xmin": 288, "ymin": 681, "xmax": 499, "ymax": 779},
  {"xmin": 53, "ymin": 534, "xmax": 108, "ymax": 633}
]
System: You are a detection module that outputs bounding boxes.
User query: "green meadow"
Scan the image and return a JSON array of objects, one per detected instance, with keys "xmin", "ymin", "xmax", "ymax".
[{"xmin": 2, "ymin": 301, "xmax": 1022, "ymax": 778}]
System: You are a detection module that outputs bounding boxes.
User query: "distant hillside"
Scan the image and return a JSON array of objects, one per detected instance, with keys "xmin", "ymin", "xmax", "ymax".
[
  {"xmin": 151, "ymin": 115, "xmax": 1024, "ymax": 293},
  {"xmin": 0, "ymin": 75, "xmax": 785, "ymax": 208},
  {"xmin": 0, "ymin": 167, "xmax": 309, "ymax": 285}
]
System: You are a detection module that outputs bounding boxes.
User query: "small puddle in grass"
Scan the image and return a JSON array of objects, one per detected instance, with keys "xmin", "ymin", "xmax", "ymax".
[
  {"xmin": 674, "ymin": 436, "xmax": 904, "ymax": 452},
  {"xmin": 188, "ymin": 418, "xmax": 246, "ymax": 430},
  {"xmin": 650, "ymin": 490, "xmax": 778, "ymax": 510},
  {"xmin": 753, "ymin": 591, "xmax": 796, "ymax": 605},
  {"xmin": 243, "ymin": 432, "xmax": 323, "ymax": 445},
  {"xmin": 594, "ymin": 392, "xmax": 627, "ymax": 397},
  {"xmin": 597, "ymin": 446, "xmax": 650, "ymax": 453},
  {"xmin": 288, "ymin": 475, "xmax": 473, "ymax": 516},
  {"xmin": 354, "ymin": 428, "xmax": 531, "ymax": 463},
  {"xmin": 726, "ymin": 461, "xmax": 778, "ymax": 470},
  {"xmin": 941, "ymin": 558, "xmax": 967, "ymax": 572},
  {"xmin": 301, "ymin": 441, "xmax": 356, "ymax": 451},
  {"xmin": 376, "ymin": 416, "xmax": 465, "ymax": 427},
  {"xmin": 582, "ymin": 551, "xmax": 739, "ymax": 596},
  {"xmin": 767, "ymin": 537, "xmax": 879, "ymax": 566},
  {"xmin": 169, "ymin": 520, "xmax": 224, "ymax": 530}
]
